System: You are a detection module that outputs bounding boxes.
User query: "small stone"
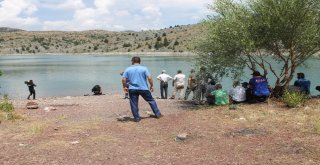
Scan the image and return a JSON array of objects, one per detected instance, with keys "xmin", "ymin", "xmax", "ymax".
[
  {"xmin": 229, "ymin": 105, "xmax": 237, "ymax": 110},
  {"xmin": 175, "ymin": 133, "xmax": 188, "ymax": 141},
  {"xmin": 44, "ymin": 106, "xmax": 57, "ymax": 112},
  {"xmin": 70, "ymin": 141, "xmax": 79, "ymax": 144},
  {"xmin": 19, "ymin": 143, "xmax": 27, "ymax": 147},
  {"xmin": 26, "ymin": 101, "xmax": 39, "ymax": 109},
  {"xmin": 116, "ymin": 115, "xmax": 129, "ymax": 121},
  {"xmin": 145, "ymin": 111, "xmax": 153, "ymax": 116}
]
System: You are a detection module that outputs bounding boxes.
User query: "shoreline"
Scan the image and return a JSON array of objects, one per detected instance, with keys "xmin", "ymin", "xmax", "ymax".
[{"xmin": 0, "ymin": 51, "xmax": 197, "ymax": 57}]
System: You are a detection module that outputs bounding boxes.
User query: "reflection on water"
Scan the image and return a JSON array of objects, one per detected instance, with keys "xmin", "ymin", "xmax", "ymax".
[{"xmin": 0, "ymin": 54, "xmax": 319, "ymax": 99}]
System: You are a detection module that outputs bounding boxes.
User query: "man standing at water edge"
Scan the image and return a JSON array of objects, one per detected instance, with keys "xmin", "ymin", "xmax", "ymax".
[
  {"xmin": 122, "ymin": 57, "xmax": 162, "ymax": 122},
  {"xmin": 157, "ymin": 70, "xmax": 172, "ymax": 99}
]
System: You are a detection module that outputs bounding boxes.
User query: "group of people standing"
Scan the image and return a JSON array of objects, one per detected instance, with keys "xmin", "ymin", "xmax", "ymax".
[
  {"xmin": 156, "ymin": 67, "xmax": 212, "ymax": 104},
  {"xmin": 155, "ymin": 68, "xmax": 272, "ymax": 106}
]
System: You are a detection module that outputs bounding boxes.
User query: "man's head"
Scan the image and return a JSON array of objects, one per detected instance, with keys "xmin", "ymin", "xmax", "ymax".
[
  {"xmin": 162, "ymin": 70, "xmax": 166, "ymax": 73},
  {"xmin": 252, "ymin": 71, "xmax": 261, "ymax": 76},
  {"xmin": 215, "ymin": 84, "xmax": 222, "ymax": 89},
  {"xmin": 297, "ymin": 72, "xmax": 305, "ymax": 79},
  {"xmin": 131, "ymin": 56, "xmax": 141, "ymax": 64},
  {"xmin": 177, "ymin": 70, "xmax": 182, "ymax": 74},
  {"xmin": 190, "ymin": 69, "xmax": 195, "ymax": 73},
  {"xmin": 241, "ymin": 82, "xmax": 249, "ymax": 88},
  {"xmin": 209, "ymin": 79, "xmax": 216, "ymax": 85},
  {"xmin": 233, "ymin": 81, "xmax": 240, "ymax": 87}
]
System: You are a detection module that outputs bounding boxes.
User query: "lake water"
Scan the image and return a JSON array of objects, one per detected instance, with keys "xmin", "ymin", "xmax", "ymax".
[{"xmin": 0, "ymin": 54, "xmax": 319, "ymax": 99}]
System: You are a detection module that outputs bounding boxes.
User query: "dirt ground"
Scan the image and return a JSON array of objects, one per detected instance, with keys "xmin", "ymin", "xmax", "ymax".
[{"xmin": 1, "ymin": 94, "xmax": 320, "ymax": 164}]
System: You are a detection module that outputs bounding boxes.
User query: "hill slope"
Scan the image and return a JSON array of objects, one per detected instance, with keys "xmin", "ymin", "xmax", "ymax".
[{"xmin": 0, "ymin": 24, "xmax": 206, "ymax": 54}]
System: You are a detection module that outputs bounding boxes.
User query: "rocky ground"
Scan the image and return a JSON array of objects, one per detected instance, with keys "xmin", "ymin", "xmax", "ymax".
[{"xmin": 1, "ymin": 94, "xmax": 320, "ymax": 164}]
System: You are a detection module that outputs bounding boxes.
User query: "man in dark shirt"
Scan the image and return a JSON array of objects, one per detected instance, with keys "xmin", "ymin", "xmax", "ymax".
[
  {"xmin": 294, "ymin": 72, "xmax": 311, "ymax": 95},
  {"xmin": 249, "ymin": 71, "xmax": 270, "ymax": 103},
  {"xmin": 25, "ymin": 80, "xmax": 36, "ymax": 100}
]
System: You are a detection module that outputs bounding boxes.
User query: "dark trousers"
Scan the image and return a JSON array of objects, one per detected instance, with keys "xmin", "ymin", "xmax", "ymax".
[
  {"xmin": 28, "ymin": 90, "xmax": 36, "ymax": 99},
  {"xmin": 129, "ymin": 89, "xmax": 161, "ymax": 120},
  {"xmin": 160, "ymin": 81, "xmax": 168, "ymax": 99},
  {"xmin": 184, "ymin": 86, "xmax": 196, "ymax": 100}
]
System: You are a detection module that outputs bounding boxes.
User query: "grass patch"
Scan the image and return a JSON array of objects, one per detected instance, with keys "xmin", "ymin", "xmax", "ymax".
[
  {"xmin": 282, "ymin": 91, "xmax": 307, "ymax": 108},
  {"xmin": 30, "ymin": 123, "xmax": 46, "ymax": 134},
  {"xmin": 0, "ymin": 95, "xmax": 23, "ymax": 122}
]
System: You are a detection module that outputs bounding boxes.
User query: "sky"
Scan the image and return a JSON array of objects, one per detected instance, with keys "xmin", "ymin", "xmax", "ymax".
[{"xmin": 0, "ymin": 0, "xmax": 212, "ymax": 31}]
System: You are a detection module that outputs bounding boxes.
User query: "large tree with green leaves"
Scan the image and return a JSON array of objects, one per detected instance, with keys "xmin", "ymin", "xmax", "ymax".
[{"xmin": 195, "ymin": 0, "xmax": 320, "ymax": 96}]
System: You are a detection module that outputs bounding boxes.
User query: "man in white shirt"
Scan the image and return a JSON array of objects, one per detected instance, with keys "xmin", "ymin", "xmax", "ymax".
[
  {"xmin": 229, "ymin": 81, "xmax": 246, "ymax": 104},
  {"xmin": 170, "ymin": 70, "xmax": 186, "ymax": 99},
  {"xmin": 156, "ymin": 70, "xmax": 172, "ymax": 99}
]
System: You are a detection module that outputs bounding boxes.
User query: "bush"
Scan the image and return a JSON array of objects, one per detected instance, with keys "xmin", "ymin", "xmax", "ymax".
[
  {"xmin": 0, "ymin": 95, "xmax": 14, "ymax": 112},
  {"xmin": 0, "ymin": 95, "xmax": 23, "ymax": 122},
  {"xmin": 282, "ymin": 91, "xmax": 307, "ymax": 108}
]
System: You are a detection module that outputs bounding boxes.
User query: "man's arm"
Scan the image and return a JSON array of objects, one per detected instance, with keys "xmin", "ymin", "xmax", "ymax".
[
  {"xmin": 187, "ymin": 77, "xmax": 192, "ymax": 88},
  {"xmin": 122, "ymin": 78, "xmax": 128, "ymax": 93},
  {"xmin": 147, "ymin": 76, "xmax": 154, "ymax": 92}
]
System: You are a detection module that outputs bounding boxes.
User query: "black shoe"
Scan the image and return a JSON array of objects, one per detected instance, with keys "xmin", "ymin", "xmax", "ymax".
[
  {"xmin": 134, "ymin": 118, "xmax": 141, "ymax": 122},
  {"xmin": 150, "ymin": 114, "xmax": 164, "ymax": 119}
]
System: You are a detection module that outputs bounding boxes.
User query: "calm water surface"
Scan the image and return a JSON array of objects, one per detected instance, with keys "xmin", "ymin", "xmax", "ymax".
[
  {"xmin": 0, "ymin": 55, "xmax": 195, "ymax": 99},
  {"xmin": 0, "ymin": 54, "xmax": 319, "ymax": 99}
]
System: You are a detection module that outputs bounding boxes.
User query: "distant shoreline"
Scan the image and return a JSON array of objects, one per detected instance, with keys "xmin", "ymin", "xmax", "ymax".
[{"xmin": 0, "ymin": 51, "xmax": 197, "ymax": 57}]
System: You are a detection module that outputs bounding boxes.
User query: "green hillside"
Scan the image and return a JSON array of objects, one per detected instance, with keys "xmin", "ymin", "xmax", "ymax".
[{"xmin": 0, "ymin": 24, "xmax": 206, "ymax": 54}]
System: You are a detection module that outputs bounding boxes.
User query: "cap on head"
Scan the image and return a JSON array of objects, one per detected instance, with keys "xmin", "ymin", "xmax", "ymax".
[
  {"xmin": 252, "ymin": 71, "xmax": 261, "ymax": 76},
  {"xmin": 241, "ymin": 82, "xmax": 249, "ymax": 86},
  {"xmin": 162, "ymin": 70, "xmax": 166, "ymax": 73},
  {"xmin": 297, "ymin": 72, "xmax": 305, "ymax": 79}
]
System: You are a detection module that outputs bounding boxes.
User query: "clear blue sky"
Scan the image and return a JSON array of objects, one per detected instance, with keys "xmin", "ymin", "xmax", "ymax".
[{"xmin": 0, "ymin": 0, "xmax": 212, "ymax": 31}]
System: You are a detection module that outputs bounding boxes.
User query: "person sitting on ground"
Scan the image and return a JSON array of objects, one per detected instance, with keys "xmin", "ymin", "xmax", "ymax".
[
  {"xmin": 205, "ymin": 79, "xmax": 216, "ymax": 105},
  {"xmin": 229, "ymin": 80, "xmax": 246, "ymax": 104},
  {"xmin": 241, "ymin": 82, "xmax": 252, "ymax": 102},
  {"xmin": 211, "ymin": 84, "xmax": 229, "ymax": 106},
  {"xmin": 294, "ymin": 72, "xmax": 311, "ymax": 95},
  {"xmin": 249, "ymin": 71, "xmax": 270, "ymax": 103},
  {"xmin": 92, "ymin": 85, "xmax": 102, "ymax": 95}
]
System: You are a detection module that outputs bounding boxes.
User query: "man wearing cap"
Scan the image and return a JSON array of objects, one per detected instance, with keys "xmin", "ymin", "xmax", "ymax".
[
  {"xmin": 184, "ymin": 69, "xmax": 197, "ymax": 100},
  {"xmin": 249, "ymin": 71, "xmax": 270, "ymax": 103},
  {"xmin": 122, "ymin": 56, "xmax": 162, "ymax": 122},
  {"xmin": 157, "ymin": 70, "xmax": 172, "ymax": 99}
]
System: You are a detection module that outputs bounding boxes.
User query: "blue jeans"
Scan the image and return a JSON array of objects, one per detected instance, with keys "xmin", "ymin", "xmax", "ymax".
[{"xmin": 128, "ymin": 89, "xmax": 161, "ymax": 120}]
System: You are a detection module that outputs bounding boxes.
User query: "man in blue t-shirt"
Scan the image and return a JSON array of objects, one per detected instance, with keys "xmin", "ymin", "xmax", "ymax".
[
  {"xmin": 122, "ymin": 57, "xmax": 162, "ymax": 122},
  {"xmin": 294, "ymin": 72, "xmax": 311, "ymax": 95},
  {"xmin": 249, "ymin": 71, "xmax": 270, "ymax": 103}
]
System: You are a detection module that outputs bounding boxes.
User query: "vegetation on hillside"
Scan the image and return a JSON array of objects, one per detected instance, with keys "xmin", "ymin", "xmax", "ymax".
[
  {"xmin": 195, "ymin": 0, "xmax": 320, "ymax": 97},
  {"xmin": 0, "ymin": 24, "xmax": 203, "ymax": 54}
]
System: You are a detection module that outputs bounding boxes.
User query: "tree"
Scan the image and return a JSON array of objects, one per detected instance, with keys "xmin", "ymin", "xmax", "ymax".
[
  {"xmin": 195, "ymin": 0, "xmax": 320, "ymax": 97},
  {"xmin": 163, "ymin": 37, "xmax": 169, "ymax": 47}
]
